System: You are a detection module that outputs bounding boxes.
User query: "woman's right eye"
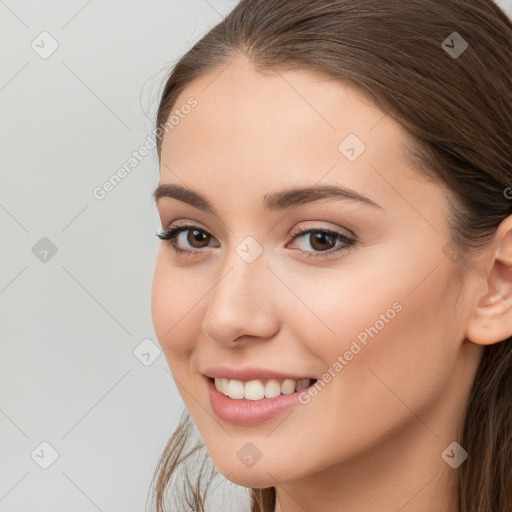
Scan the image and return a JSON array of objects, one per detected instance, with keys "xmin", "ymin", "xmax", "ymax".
[{"xmin": 156, "ymin": 224, "xmax": 219, "ymax": 255}]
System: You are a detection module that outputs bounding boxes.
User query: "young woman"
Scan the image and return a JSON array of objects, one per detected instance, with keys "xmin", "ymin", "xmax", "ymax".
[{"xmin": 149, "ymin": 1, "xmax": 512, "ymax": 510}]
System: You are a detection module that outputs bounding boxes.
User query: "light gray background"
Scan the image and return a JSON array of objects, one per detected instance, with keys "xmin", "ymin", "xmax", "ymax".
[
  {"xmin": 1, "ymin": 1, "xmax": 511, "ymax": 511},
  {"xmin": 0, "ymin": 1, "xmax": 240, "ymax": 511}
]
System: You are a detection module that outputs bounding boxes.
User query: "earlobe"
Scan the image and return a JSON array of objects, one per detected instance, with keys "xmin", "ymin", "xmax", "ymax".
[{"xmin": 465, "ymin": 216, "xmax": 512, "ymax": 346}]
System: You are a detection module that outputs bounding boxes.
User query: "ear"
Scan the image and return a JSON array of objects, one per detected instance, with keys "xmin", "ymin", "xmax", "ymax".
[{"xmin": 465, "ymin": 215, "xmax": 512, "ymax": 346}]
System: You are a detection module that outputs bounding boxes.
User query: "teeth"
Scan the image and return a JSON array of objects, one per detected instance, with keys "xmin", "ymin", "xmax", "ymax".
[
  {"xmin": 227, "ymin": 379, "xmax": 244, "ymax": 399},
  {"xmin": 264, "ymin": 379, "xmax": 281, "ymax": 398},
  {"xmin": 244, "ymin": 380, "xmax": 265, "ymax": 400},
  {"xmin": 281, "ymin": 379, "xmax": 296, "ymax": 395},
  {"xmin": 214, "ymin": 377, "xmax": 312, "ymax": 401},
  {"xmin": 295, "ymin": 378, "xmax": 310, "ymax": 391}
]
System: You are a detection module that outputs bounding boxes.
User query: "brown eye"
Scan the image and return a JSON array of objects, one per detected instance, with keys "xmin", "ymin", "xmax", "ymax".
[
  {"xmin": 308, "ymin": 231, "xmax": 336, "ymax": 252},
  {"xmin": 156, "ymin": 224, "xmax": 220, "ymax": 254},
  {"xmin": 288, "ymin": 226, "xmax": 355, "ymax": 259},
  {"xmin": 186, "ymin": 229, "xmax": 211, "ymax": 248}
]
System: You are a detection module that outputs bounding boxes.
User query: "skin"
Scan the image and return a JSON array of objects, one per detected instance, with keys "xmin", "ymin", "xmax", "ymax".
[{"xmin": 151, "ymin": 55, "xmax": 512, "ymax": 512}]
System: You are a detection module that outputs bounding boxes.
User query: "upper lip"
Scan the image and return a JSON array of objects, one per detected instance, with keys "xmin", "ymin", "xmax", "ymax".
[{"xmin": 203, "ymin": 366, "xmax": 316, "ymax": 382}]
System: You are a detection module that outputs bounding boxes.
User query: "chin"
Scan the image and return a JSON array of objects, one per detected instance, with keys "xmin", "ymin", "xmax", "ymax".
[
  {"xmin": 208, "ymin": 447, "xmax": 297, "ymax": 488},
  {"xmin": 219, "ymin": 466, "xmax": 277, "ymax": 489}
]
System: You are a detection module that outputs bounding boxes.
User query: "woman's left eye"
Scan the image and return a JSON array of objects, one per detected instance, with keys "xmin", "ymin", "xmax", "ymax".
[
  {"xmin": 155, "ymin": 224, "xmax": 355, "ymax": 259},
  {"xmin": 288, "ymin": 226, "xmax": 355, "ymax": 259}
]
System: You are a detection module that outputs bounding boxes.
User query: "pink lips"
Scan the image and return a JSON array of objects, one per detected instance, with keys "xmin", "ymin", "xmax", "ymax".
[
  {"xmin": 203, "ymin": 366, "xmax": 317, "ymax": 425},
  {"xmin": 203, "ymin": 366, "xmax": 315, "ymax": 382}
]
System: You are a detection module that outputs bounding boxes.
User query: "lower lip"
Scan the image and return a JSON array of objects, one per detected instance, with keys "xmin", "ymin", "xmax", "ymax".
[{"xmin": 206, "ymin": 377, "xmax": 314, "ymax": 426}]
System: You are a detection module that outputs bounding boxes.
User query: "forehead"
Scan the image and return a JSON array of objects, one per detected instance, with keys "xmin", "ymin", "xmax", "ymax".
[
  {"xmin": 159, "ymin": 56, "xmax": 432, "ymax": 214},
  {"xmin": 163, "ymin": 56, "xmax": 400, "ymax": 151}
]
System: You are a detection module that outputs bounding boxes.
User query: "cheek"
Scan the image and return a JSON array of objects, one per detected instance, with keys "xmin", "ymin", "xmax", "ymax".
[
  {"xmin": 151, "ymin": 252, "xmax": 206, "ymax": 363},
  {"xmin": 297, "ymin": 258, "xmax": 461, "ymax": 428},
  {"xmin": 287, "ymin": 238, "xmax": 460, "ymax": 375},
  {"xmin": 283, "ymin": 249, "xmax": 462, "ymax": 414}
]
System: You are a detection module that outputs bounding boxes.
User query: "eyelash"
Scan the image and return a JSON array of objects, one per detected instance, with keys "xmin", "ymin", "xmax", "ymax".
[{"xmin": 155, "ymin": 222, "xmax": 356, "ymax": 259}]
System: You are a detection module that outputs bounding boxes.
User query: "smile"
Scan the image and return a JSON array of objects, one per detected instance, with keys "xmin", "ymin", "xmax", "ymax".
[
  {"xmin": 205, "ymin": 376, "xmax": 318, "ymax": 425},
  {"xmin": 213, "ymin": 377, "xmax": 314, "ymax": 400}
]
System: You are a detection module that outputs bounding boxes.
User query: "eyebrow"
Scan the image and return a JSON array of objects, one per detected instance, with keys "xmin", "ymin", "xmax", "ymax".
[{"xmin": 152, "ymin": 183, "xmax": 384, "ymax": 213}]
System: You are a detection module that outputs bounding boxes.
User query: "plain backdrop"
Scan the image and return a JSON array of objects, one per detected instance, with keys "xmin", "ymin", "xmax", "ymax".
[
  {"xmin": 1, "ymin": 1, "xmax": 511, "ymax": 511},
  {"xmin": 0, "ymin": 1, "xmax": 241, "ymax": 511}
]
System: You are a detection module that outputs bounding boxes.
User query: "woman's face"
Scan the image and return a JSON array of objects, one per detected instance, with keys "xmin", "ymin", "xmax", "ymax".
[{"xmin": 151, "ymin": 56, "xmax": 484, "ymax": 490}]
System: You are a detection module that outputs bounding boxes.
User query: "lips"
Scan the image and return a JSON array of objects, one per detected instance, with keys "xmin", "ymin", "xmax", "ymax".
[
  {"xmin": 203, "ymin": 366, "xmax": 318, "ymax": 425},
  {"xmin": 203, "ymin": 366, "xmax": 316, "ymax": 382}
]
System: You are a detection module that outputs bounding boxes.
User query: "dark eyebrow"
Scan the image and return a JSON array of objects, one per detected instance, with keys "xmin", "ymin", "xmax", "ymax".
[{"xmin": 152, "ymin": 183, "xmax": 384, "ymax": 213}]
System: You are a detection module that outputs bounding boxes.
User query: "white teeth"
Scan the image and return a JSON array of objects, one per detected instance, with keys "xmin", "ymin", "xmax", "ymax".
[
  {"xmin": 264, "ymin": 379, "xmax": 281, "ymax": 398},
  {"xmin": 281, "ymin": 379, "xmax": 296, "ymax": 395},
  {"xmin": 227, "ymin": 379, "xmax": 244, "ymax": 399},
  {"xmin": 244, "ymin": 380, "xmax": 265, "ymax": 400},
  {"xmin": 214, "ymin": 377, "xmax": 312, "ymax": 400}
]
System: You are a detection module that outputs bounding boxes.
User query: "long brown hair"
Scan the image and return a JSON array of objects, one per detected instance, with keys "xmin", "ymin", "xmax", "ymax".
[{"xmin": 150, "ymin": 1, "xmax": 512, "ymax": 510}]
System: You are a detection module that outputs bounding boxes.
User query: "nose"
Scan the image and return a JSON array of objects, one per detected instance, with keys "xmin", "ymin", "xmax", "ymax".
[{"xmin": 202, "ymin": 248, "xmax": 280, "ymax": 347}]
